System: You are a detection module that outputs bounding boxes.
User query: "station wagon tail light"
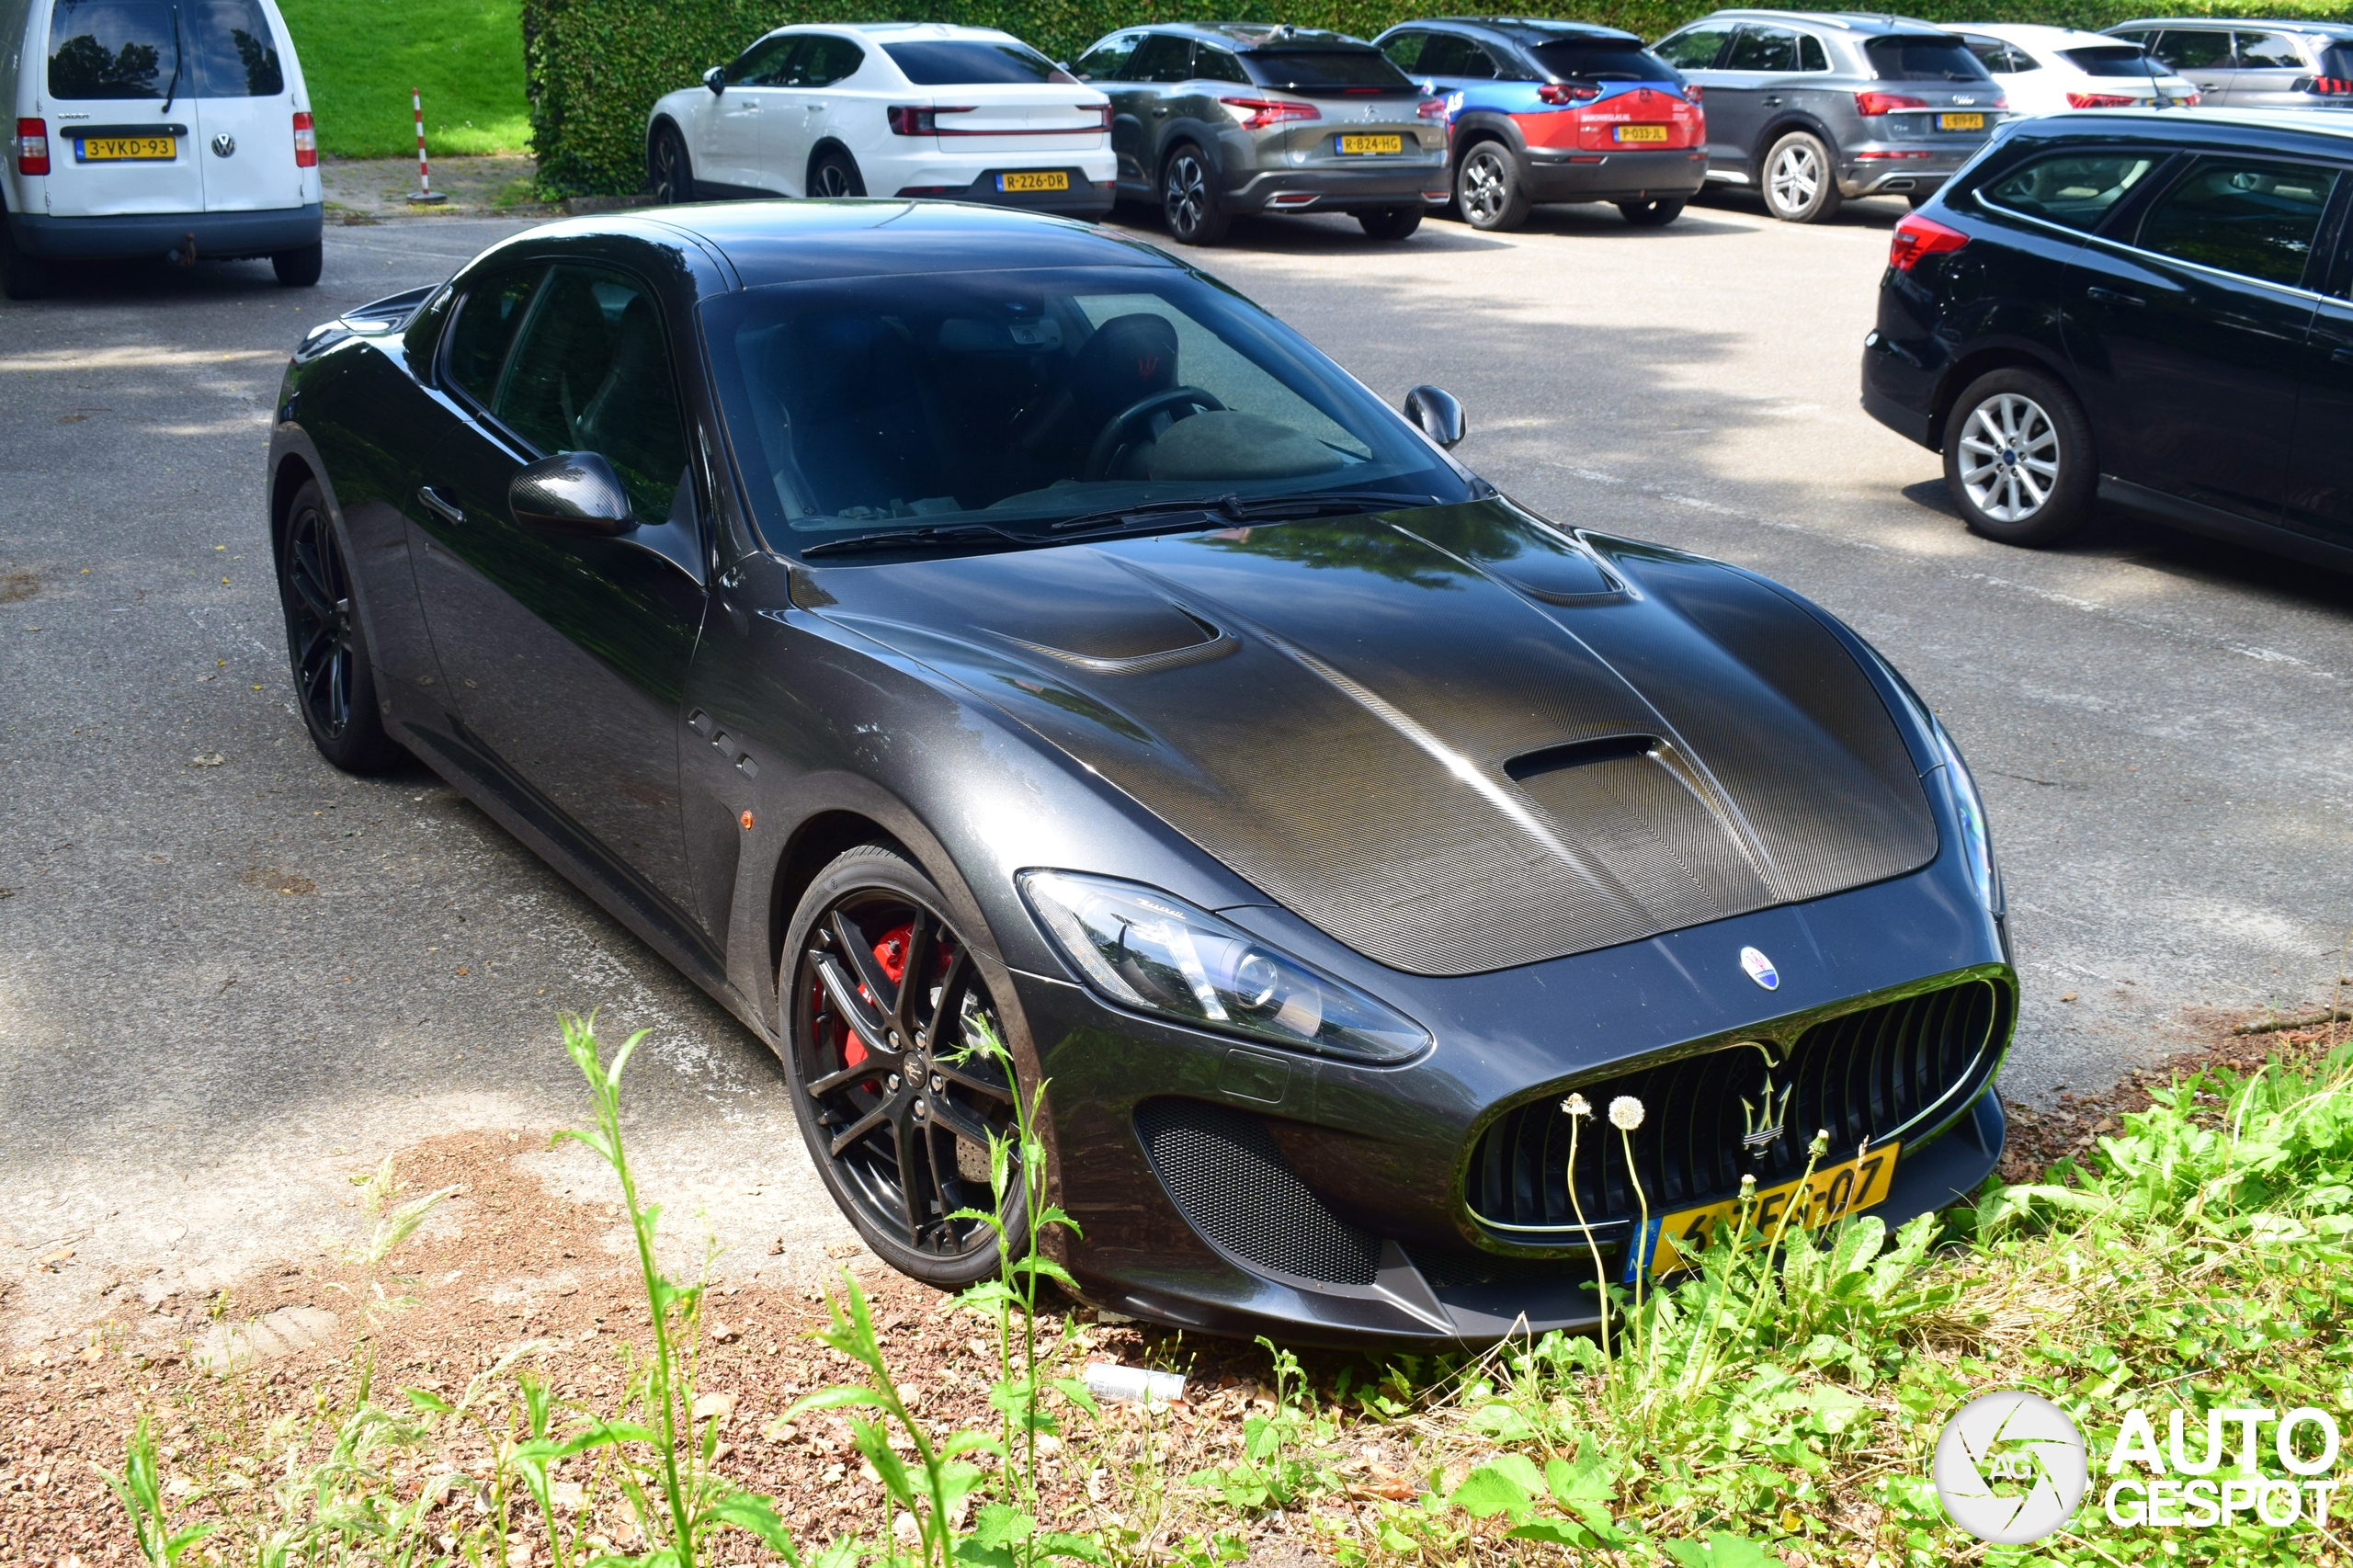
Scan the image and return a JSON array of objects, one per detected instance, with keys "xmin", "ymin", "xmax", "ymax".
[
  {"xmin": 14, "ymin": 119, "xmax": 47, "ymax": 176},
  {"xmin": 1854, "ymin": 91, "xmax": 1928, "ymax": 115},
  {"xmin": 1888, "ymin": 211, "xmax": 1968, "ymax": 271},
  {"xmin": 886, "ymin": 105, "xmax": 976, "ymax": 135},
  {"xmin": 1220, "ymin": 97, "xmax": 1320, "ymax": 129},
  {"xmin": 1537, "ymin": 81, "xmax": 1601, "ymax": 105},
  {"xmin": 1417, "ymin": 97, "xmax": 1447, "ymax": 119},
  {"xmin": 2065, "ymin": 91, "xmax": 2137, "ymax": 108},
  {"xmin": 292, "ymin": 110, "xmax": 316, "ymax": 166}
]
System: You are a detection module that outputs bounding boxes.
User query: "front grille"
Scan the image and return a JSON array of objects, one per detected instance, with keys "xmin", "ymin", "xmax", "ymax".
[
  {"xmin": 1467, "ymin": 977, "xmax": 2009, "ymax": 1236},
  {"xmin": 1136, "ymin": 1098, "xmax": 1380, "ymax": 1286}
]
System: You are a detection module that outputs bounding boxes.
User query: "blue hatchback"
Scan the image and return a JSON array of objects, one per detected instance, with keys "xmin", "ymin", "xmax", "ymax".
[{"xmin": 1375, "ymin": 18, "xmax": 1708, "ymax": 229}]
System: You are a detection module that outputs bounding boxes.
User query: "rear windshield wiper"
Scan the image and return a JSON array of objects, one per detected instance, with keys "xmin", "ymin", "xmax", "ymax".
[
  {"xmin": 799, "ymin": 522, "xmax": 1029, "ymax": 558},
  {"xmin": 1048, "ymin": 490, "xmax": 1432, "ymax": 539}
]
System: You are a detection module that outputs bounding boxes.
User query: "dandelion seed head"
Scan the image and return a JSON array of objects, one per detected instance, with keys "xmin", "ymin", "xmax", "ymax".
[
  {"xmin": 1562, "ymin": 1093, "xmax": 1592, "ymax": 1119},
  {"xmin": 1608, "ymin": 1095, "xmax": 1645, "ymax": 1131}
]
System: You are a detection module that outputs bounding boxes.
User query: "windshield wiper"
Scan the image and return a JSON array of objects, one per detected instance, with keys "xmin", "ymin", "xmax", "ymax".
[
  {"xmin": 1048, "ymin": 490, "xmax": 1433, "ymax": 539},
  {"xmin": 799, "ymin": 522, "xmax": 1028, "ymax": 558}
]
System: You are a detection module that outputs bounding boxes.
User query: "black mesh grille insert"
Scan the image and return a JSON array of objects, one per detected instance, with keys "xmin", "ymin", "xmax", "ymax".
[
  {"xmin": 1467, "ymin": 977, "xmax": 2009, "ymax": 1234},
  {"xmin": 1136, "ymin": 1098, "xmax": 1380, "ymax": 1287}
]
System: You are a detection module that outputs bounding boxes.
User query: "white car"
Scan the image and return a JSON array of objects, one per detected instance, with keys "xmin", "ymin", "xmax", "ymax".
[
  {"xmin": 1948, "ymin": 24, "xmax": 2199, "ymax": 115},
  {"xmin": 4, "ymin": 0, "xmax": 324, "ymax": 300},
  {"xmin": 645, "ymin": 23, "xmax": 1116, "ymax": 219}
]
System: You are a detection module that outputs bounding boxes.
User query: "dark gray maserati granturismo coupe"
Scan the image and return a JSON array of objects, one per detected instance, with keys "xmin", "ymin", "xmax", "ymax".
[{"xmin": 267, "ymin": 199, "xmax": 2015, "ymax": 1345}]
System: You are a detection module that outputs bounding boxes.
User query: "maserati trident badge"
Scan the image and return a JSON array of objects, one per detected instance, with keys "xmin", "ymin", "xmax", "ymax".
[
  {"xmin": 1740, "ymin": 946, "xmax": 1779, "ymax": 989},
  {"xmin": 1737, "ymin": 1040, "xmax": 1791, "ymax": 1161}
]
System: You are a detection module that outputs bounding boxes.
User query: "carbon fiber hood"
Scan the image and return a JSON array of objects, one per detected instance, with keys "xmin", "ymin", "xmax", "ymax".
[{"xmin": 810, "ymin": 500, "xmax": 1938, "ymax": 976}]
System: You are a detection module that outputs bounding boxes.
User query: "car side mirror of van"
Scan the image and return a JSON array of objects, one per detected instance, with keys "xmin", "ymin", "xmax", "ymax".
[
  {"xmin": 703, "ymin": 65, "xmax": 726, "ymax": 94},
  {"xmin": 1404, "ymin": 385, "xmax": 1466, "ymax": 449},
  {"xmin": 511, "ymin": 451, "xmax": 635, "ymax": 537}
]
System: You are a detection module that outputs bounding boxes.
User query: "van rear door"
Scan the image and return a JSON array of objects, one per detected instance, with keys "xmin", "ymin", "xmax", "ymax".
[
  {"xmin": 39, "ymin": 0, "xmax": 204, "ymax": 217},
  {"xmin": 184, "ymin": 0, "xmax": 306, "ymax": 212}
]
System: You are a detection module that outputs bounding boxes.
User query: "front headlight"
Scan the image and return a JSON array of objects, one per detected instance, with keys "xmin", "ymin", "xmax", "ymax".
[
  {"xmin": 1932, "ymin": 719, "xmax": 2001, "ymax": 915},
  {"xmin": 1018, "ymin": 869, "xmax": 1429, "ymax": 1064}
]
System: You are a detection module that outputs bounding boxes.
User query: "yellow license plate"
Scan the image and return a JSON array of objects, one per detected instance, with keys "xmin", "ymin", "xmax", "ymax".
[
  {"xmin": 80, "ymin": 135, "xmax": 176, "ymax": 161},
  {"xmin": 1613, "ymin": 123, "xmax": 1671, "ymax": 143},
  {"xmin": 1646, "ymin": 1142, "xmax": 1901, "ymax": 1277},
  {"xmin": 1938, "ymin": 112, "xmax": 1985, "ymax": 131},
  {"xmin": 997, "ymin": 170, "xmax": 1069, "ymax": 192},
  {"xmin": 1337, "ymin": 133, "xmax": 1404, "ymax": 155}
]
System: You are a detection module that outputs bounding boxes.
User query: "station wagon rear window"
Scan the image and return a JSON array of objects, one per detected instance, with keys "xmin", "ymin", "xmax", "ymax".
[
  {"xmin": 1245, "ymin": 50, "xmax": 1415, "ymax": 92},
  {"xmin": 48, "ymin": 0, "xmax": 176, "ymax": 99},
  {"xmin": 1863, "ymin": 36, "xmax": 1991, "ymax": 82},
  {"xmin": 2060, "ymin": 44, "xmax": 2165, "ymax": 78},
  {"xmin": 883, "ymin": 40, "xmax": 1076, "ymax": 85}
]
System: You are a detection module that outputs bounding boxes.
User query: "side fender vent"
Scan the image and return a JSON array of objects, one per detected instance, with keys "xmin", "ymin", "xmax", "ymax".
[{"xmin": 1135, "ymin": 1098, "xmax": 1380, "ymax": 1287}]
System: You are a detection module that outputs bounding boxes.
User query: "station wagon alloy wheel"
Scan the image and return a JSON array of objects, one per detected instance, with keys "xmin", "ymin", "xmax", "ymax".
[
  {"xmin": 1956, "ymin": 392, "xmax": 2058, "ymax": 523},
  {"xmin": 1938, "ymin": 368, "xmax": 2095, "ymax": 548}
]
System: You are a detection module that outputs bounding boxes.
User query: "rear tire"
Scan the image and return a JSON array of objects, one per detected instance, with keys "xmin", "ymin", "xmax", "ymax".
[
  {"xmin": 1162, "ymin": 143, "xmax": 1229, "ymax": 245},
  {"xmin": 272, "ymin": 241, "xmax": 323, "ymax": 288},
  {"xmin": 277, "ymin": 480, "xmax": 406, "ymax": 772},
  {"xmin": 0, "ymin": 210, "xmax": 47, "ymax": 301},
  {"xmin": 1356, "ymin": 204, "xmax": 1423, "ymax": 241},
  {"xmin": 1760, "ymin": 130, "xmax": 1842, "ymax": 223},
  {"xmin": 649, "ymin": 123, "xmax": 695, "ymax": 204},
  {"xmin": 809, "ymin": 147, "xmax": 866, "ymax": 199},
  {"xmin": 1941, "ymin": 368, "xmax": 2097, "ymax": 548},
  {"xmin": 1454, "ymin": 141, "xmax": 1530, "ymax": 232},
  {"xmin": 1617, "ymin": 198, "xmax": 1685, "ymax": 227}
]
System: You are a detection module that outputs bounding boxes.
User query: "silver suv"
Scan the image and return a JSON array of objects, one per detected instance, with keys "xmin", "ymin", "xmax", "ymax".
[
  {"xmin": 2104, "ymin": 19, "xmax": 2353, "ymax": 110},
  {"xmin": 1072, "ymin": 23, "xmax": 1447, "ymax": 244},
  {"xmin": 1653, "ymin": 9, "xmax": 2008, "ymax": 222}
]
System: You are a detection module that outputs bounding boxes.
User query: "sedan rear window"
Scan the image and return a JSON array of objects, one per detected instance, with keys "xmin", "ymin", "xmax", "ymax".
[
  {"xmin": 2060, "ymin": 45, "xmax": 2165, "ymax": 79},
  {"xmin": 1979, "ymin": 152, "xmax": 2160, "ymax": 231},
  {"xmin": 1863, "ymin": 36, "xmax": 1991, "ymax": 82},
  {"xmin": 1529, "ymin": 40, "xmax": 1677, "ymax": 83},
  {"xmin": 1244, "ymin": 50, "xmax": 1415, "ymax": 92},
  {"xmin": 48, "ymin": 0, "xmax": 176, "ymax": 99},
  {"xmin": 883, "ymin": 40, "xmax": 1075, "ymax": 85}
]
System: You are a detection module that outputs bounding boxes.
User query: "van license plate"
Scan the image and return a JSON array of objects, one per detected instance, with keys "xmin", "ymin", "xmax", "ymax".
[
  {"xmin": 79, "ymin": 135, "xmax": 176, "ymax": 161},
  {"xmin": 1938, "ymin": 112, "xmax": 1984, "ymax": 131},
  {"xmin": 1337, "ymin": 133, "xmax": 1404, "ymax": 154},
  {"xmin": 1613, "ymin": 124, "xmax": 1671, "ymax": 143},
  {"xmin": 997, "ymin": 171, "xmax": 1069, "ymax": 192}
]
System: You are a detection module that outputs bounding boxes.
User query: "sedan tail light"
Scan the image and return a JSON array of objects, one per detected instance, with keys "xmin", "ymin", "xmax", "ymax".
[
  {"xmin": 1220, "ymin": 97, "xmax": 1320, "ymax": 130},
  {"xmin": 15, "ymin": 118, "xmax": 48, "ymax": 176},
  {"xmin": 1888, "ymin": 211, "xmax": 1968, "ymax": 271},
  {"xmin": 1416, "ymin": 97, "xmax": 1447, "ymax": 120},
  {"xmin": 2065, "ymin": 91, "xmax": 2137, "ymax": 109},
  {"xmin": 292, "ymin": 110, "xmax": 317, "ymax": 166},
  {"xmin": 885, "ymin": 105, "xmax": 976, "ymax": 136},
  {"xmin": 1854, "ymin": 91, "xmax": 1927, "ymax": 116},
  {"xmin": 1537, "ymin": 81, "xmax": 1602, "ymax": 105}
]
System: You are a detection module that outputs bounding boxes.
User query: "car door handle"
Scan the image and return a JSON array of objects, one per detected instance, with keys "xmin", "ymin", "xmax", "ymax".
[
  {"xmin": 1761, "ymin": 95, "xmax": 1782, "ymax": 107},
  {"xmin": 418, "ymin": 485, "xmax": 465, "ymax": 524},
  {"xmin": 2085, "ymin": 286, "xmax": 2144, "ymax": 308},
  {"xmin": 2333, "ymin": 347, "xmax": 2353, "ymax": 366},
  {"xmin": 1152, "ymin": 105, "xmax": 1169, "ymax": 116}
]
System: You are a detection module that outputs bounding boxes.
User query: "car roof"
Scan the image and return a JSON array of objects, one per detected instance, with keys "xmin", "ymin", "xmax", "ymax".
[
  {"xmin": 1951, "ymin": 22, "xmax": 2142, "ymax": 48},
  {"xmin": 2015, "ymin": 105, "xmax": 2353, "ymax": 142},
  {"xmin": 2105, "ymin": 17, "xmax": 2353, "ymax": 38},
  {"xmin": 1382, "ymin": 17, "xmax": 1645, "ymax": 46},
  {"xmin": 1134, "ymin": 22, "xmax": 1377, "ymax": 50},
  {"xmin": 1675, "ymin": 10, "xmax": 1961, "ymax": 36}
]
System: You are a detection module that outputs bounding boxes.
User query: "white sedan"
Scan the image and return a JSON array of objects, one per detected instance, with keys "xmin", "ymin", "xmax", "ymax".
[
  {"xmin": 645, "ymin": 23, "xmax": 1116, "ymax": 217},
  {"xmin": 1949, "ymin": 24, "xmax": 2199, "ymax": 115}
]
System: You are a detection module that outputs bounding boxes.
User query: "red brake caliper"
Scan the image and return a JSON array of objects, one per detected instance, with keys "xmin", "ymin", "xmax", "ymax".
[{"xmin": 840, "ymin": 923, "xmax": 914, "ymax": 1068}]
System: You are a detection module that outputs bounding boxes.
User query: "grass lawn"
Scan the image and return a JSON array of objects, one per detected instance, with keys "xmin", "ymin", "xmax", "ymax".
[{"xmin": 278, "ymin": 0, "xmax": 529, "ymax": 159}]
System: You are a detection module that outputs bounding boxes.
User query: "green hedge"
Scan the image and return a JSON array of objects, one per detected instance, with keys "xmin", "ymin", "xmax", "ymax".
[{"xmin": 523, "ymin": 0, "xmax": 2353, "ymax": 195}]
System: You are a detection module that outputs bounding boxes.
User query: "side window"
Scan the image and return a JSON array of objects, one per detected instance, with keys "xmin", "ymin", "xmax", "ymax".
[
  {"xmin": 445, "ymin": 267, "xmax": 543, "ymax": 410},
  {"xmin": 1381, "ymin": 31, "xmax": 1427, "ymax": 72},
  {"xmin": 1420, "ymin": 34, "xmax": 1487, "ymax": 77},
  {"xmin": 1979, "ymin": 152, "xmax": 2161, "ymax": 231},
  {"xmin": 1724, "ymin": 27, "xmax": 1802, "ymax": 74},
  {"xmin": 1797, "ymin": 33, "xmax": 1829, "ymax": 73},
  {"xmin": 1129, "ymin": 34, "xmax": 1194, "ymax": 84},
  {"xmin": 47, "ymin": 0, "xmax": 178, "ymax": 99},
  {"xmin": 2137, "ymin": 158, "xmax": 2339, "ymax": 288},
  {"xmin": 1074, "ymin": 32, "xmax": 1142, "ymax": 81},
  {"xmin": 790, "ymin": 36, "xmax": 864, "ymax": 87},
  {"xmin": 185, "ymin": 0, "xmax": 283, "ymax": 97},
  {"xmin": 728, "ymin": 35, "xmax": 799, "ymax": 86},
  {"xmin": 495, "ymin": 267, "xmax": 691, "ymax": 523},
  {"xmin": 2234, "ymin": 31, "xmax": 2304, "ymax": 70},
  {"xmin": 1652, "ymin": 26, "xmax": 1731, "ymax": 72},
  {"xmin": 2151, "ymin": 28, "xmax": 2232, "ymax": 72},
  {"xmin": 1197, "ymin": 46, "xmax": 1250, "ymax": 85}
]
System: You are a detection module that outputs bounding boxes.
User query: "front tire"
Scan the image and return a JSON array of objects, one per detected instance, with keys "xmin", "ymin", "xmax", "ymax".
[
  {"xmin": 277, "ymin": 480, "xmax": 406, "ymax": 773},
  {"xmin": 1941, "ymin": 368, "xmax": 2097, "ymax": 548},
  {"xmin": 649, "ymin": 123, "xmax": 695, "ymax": 204},
  {"xmin": 1454, "ymin": 141, "xmax": 1530, "ymax": 232},
  {"xmin": 272, "ymin": 241, "xmax": 323, "ymax": 288},
  {"xmin": 1617, "ymin": 198, "xmax": 1685, "ymax": 227},
  {"xmin": 809, "ymin": 147, "xmax": 865, "ymax": 199},
  {"xmin": 1162, "ymin": 144, "xmax": 1230, "ymax": 245},
  {"xmin": 1356, "ymin": 204, "xmax": 1423, "ymax": 241},
  {"xmin": 783, "ymin": 845, "xmax": 1028, "ymax": 1290},
  {"xmin": 1761, "ymin": 130, "xmax": 1842, "ymax": 223}
]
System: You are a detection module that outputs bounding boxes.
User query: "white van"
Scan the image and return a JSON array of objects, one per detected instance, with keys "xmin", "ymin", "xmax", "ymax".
[{"xmin": 3, "ymin": 0, "xmax": 323, "ymax": 299}]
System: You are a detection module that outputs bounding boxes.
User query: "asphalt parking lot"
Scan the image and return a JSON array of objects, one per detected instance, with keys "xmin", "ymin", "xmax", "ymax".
[{"xmin": 5, "ymin": 191, "xmax": 2351, "ymax": 1347}]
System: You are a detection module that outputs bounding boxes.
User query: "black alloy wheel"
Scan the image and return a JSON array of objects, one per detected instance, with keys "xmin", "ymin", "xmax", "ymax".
[
  {"xmin": 1357, "ymin": 204, "xmax": 1424, "ymax": 241},
  {"xmin": 277, "ymin": 480, "xmax": 404, "ymax": 772},
  {"xmin": 1454, "ymin": 142, "xmax": 1529, "ymax": 232},
  {"xmin": 1162, "ymin": 144, "xmax": 1230, "ymax": 245},
  {"xmin": 651, "ymin": 124, "xmax": 695, "ymax": 205},
  {"xmin": 809, "ymin": 148, "xmax": 866, "ymax": 199},
  {"xmin": 785, "ymin": 845, "xmax": 1025, "ymax": 1288},
  {"xmin": 1618, "ymin": 198, "xmax": 1684, "ymax": 227}
]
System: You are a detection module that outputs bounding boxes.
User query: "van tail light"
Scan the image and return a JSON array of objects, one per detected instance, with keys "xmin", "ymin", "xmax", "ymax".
[
  {"xmin": 1854, "ymin": 91, "xmax": 1927, "ymax": 115},
  {"xmin": 1537, "ymin": 81, "xmax": 1602, "ymax": 105},
  {"xmin": 886, "ymin": 105, "xmax": 976, "ymax": 135},
  {"xmin": 1888, "ymin": 211, "xmax": 1968, "ymax": 271},
  {"xmin": 15, "ymin": 118, "xmax": 48, "ymax": 176},
  {"xmin": 292, "ymin": 110, "xmax": 317, "ymax": 166},
  {"xmin": 1220, "ymin": 97, "xmax": 1320, "ymax": 130},
  {"xmin": 2065, "ymin": 91, "xmax": 2137, "ymax": 108},
  {"xmin": 1417, "ymin": 97, "xmax": 1447, "ymax": 119}
]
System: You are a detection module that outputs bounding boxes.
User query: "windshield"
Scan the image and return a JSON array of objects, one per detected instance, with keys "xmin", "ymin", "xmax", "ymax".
[
  {"xmin": 882, "ymin": 39, "xmax": 1076, "ymax": 85},
  {"xmin": 701, "ymin": 267, "xmax": 1470, "ymax": 554},
  {"xmin": 1244, "ymin": 50, "xmax": 1416, "ymax": 92},
  {"xmin": 2062, "ymin": 44, "xmax": 2165, "ymax": 78},
  {"xmin": 1529, "ymin": 39, "xmax": 1678, "ymax": 83},
  {"xmin": 1864, "ymin": 36, "xmax": 1992, "ymax": 82}
]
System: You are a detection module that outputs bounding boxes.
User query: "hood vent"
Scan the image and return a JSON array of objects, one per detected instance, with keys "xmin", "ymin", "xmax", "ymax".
[{"xmin": 1506, "ymin": 734, "xmax": 1658, "ymax": 782}]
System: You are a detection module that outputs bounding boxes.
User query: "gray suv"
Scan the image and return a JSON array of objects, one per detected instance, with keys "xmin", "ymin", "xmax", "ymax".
[
  {"xmin": 1072, "ymin": 23, "xmax": 1448, "ymax": 244},
  {"xmin": 1653, "ymin": 9, "xmax": 2008, "ymax": 222},
  {"xmin": 2104, "ymin": 19, "xmax": 2353, "ymax": 110}
]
